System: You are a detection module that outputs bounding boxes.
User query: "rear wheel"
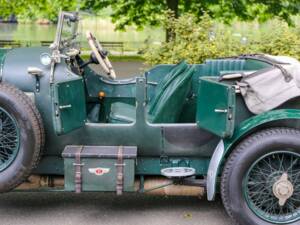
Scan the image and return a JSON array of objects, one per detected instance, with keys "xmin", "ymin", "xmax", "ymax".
[
  {"xmin": 221, "ymin": 128, "xmax": 300, "ymax": 225},
  {"xmin": 0, "ymin": 83, "xmax": 44, "ymax": 192}
]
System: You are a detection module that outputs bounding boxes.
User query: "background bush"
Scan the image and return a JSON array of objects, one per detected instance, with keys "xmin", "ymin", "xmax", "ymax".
[{"xmin": 143, "ymin": 13, "xmax": 300, "ymax": 65}]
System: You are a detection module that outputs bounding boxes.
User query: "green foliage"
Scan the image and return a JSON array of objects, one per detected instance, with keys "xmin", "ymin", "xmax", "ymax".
[
  {"xmin": 82, "ymin": 0, "xmax": 165, "ymax": 30},
  {"xmin": 0, "ymin": 0, "xmax": 77, "ymax": 23},
  {"xmin": 82, "ymin": 0, "xmax": 300, "ymax": 31},
  {"xmin": 1, "ymin": 0, "xmax": 299, "ymax": 30},
  {"xmin": 257, "ymin": 23, "xmax": 300, "ymax": 57},
  {"xmin": 143, "ymin": 13, "xmax": 300, "ymax": 65},
  {"xmin": 0, "ymin": 0, "xmax": 24, "ymax": 19}
]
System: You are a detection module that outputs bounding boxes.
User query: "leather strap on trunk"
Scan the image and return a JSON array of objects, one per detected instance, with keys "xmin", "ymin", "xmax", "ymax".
[
  {"xmin": 74, "ymin": 146, "xmax": 84, "ymax": 193},
  {"xmin": 116, "ymin": 146, "xmax": 124, "ymax": 195}
]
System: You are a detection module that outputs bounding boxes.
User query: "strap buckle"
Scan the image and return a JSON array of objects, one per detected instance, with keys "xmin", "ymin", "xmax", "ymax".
[
  {"xmin": 116, "ymin": 146, "xmax": 124, "ymax": 195},
  {"xmin": 74, "ymin": 146, "xmax": 84, "ymax": 193}
]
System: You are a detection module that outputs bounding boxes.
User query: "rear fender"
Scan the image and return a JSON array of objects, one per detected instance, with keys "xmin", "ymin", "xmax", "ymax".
[{"xmin": 207, "ymin": 109, "xmax": 300, "ymax": 201}]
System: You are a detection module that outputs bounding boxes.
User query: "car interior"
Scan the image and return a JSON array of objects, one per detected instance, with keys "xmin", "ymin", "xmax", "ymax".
[{"xmin": 83, "ymin": 58, "xmax": 264, "ymax": 125}]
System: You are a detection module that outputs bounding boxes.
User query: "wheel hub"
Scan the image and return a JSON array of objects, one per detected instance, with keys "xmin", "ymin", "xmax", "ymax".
[
  {"xmin": 244, "ymin": 151, "xmax": 300, "ymax": 224},
  {"xmin": 272, "ymin": 173, "xmax": 294, "ymax": 206}
]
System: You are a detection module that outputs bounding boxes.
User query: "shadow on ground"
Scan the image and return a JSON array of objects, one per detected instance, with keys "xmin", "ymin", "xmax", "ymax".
[{"xmin": 0, "ymin": 192, "xmax": 231, "ymax": 225}]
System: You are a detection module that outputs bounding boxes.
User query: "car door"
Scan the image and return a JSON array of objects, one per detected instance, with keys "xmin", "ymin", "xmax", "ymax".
[
  {"xmin": 52, "ymin": 78, "xmax": 86, "ymax": 135},
  {"xmin": 196, "ymin": 77, "xmax": 236, "ymax": 138}
]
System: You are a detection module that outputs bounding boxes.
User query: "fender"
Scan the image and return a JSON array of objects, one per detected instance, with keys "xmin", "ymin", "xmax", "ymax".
[{"xmin": 207, "ymin": 109, "xmax": 300, "ymax": 201}]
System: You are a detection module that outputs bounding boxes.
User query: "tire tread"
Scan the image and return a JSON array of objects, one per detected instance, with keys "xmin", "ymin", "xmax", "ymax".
[
  {"xmin": 221, "ymin": 127, "xmax": 300, "ymax": 225},
  {"xmin": 0, "ymin": 83, "xmax": 44, "ymax": 192}
]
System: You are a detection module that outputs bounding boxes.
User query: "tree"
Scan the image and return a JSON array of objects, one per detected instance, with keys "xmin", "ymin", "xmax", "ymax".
[
  {"xmin": 82, "ymin": 0, "xmax": 300, "ymax": 40},
  {"xmin": 0, "ymin": 0, "xmax": 25, "ymax": 19},
  {"xmin": 0, "ymin": 0, "xmax": 77, "ymax": 22},
  {"xmin": 143, "ymin": 13, "xmax": 300, "ymax": 65}
]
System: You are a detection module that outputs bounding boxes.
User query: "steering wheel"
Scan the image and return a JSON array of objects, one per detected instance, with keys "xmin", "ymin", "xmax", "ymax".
[{"xmin": 86, "ymin": 31, "xmax": 116, "ymax": 79}]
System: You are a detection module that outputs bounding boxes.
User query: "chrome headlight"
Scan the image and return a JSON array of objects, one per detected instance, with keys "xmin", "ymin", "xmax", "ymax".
[{"xmin": 40, "ymin": 53, "xmax": 52, "ymax": 66}]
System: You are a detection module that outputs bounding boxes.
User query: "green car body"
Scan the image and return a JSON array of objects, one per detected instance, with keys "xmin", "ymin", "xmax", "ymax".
[{"xmin": 1, "ymin": 45, "xmax": 300, "ymax": 191}]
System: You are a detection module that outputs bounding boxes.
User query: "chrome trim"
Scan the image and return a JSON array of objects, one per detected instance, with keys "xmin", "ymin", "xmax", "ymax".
[
  {"xmin": 0, "ymin": 63, "xmax": 3, "ymax": 80},
  {"xmin": 207, "ymin": 139, "xmax": 224, "ymax": 201},
  {"xmin": 147, "ymin": 81, "xmax": 158, "ymax": 86},
  {"xmin": 214, "ymin": 109, "xmax": 228, "ymax": 113},
  {"xmin": 98, "ymin": 76, "xmax": 158, "ymax": 86},
  {"xmin": 99, "ymin": 76, "xmax": 137, "ymax": 85}
]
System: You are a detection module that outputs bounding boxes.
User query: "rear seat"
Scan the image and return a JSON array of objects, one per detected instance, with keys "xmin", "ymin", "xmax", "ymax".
[
  {"xmin": 203, "ymin": 59, "xmax": 245, "ymax": 76},
  {"xmin": 109, "ymin": 59, "xmax": 246, "ymax": 123},
  {"xmin": 109, "ymin": 61, "xmax": 195, "ymax": 123}
]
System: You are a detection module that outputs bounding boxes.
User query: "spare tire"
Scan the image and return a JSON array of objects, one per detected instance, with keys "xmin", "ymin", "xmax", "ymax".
[{"xmin": 0, "ymin": 83, "xmax": 44, "ymax": 192}]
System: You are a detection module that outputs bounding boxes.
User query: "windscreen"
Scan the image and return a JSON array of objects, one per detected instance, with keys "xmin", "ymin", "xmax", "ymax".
[{"xmin": 55, "ymin": 12, "xmax": 80, "ymax": 51}]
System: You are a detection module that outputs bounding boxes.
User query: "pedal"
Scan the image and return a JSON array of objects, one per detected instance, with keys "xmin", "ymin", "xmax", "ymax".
[{"xmin": 161, "ymin": 167, "xmax": 196, "ymax": 178}]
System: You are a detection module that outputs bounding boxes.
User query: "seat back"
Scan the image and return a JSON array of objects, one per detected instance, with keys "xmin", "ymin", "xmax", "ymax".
[
  {"xmin": 148, "ymin": 60, "xmax": 188, "ymax": 114},
  {"xmin": 150, "ymin": 66, "xmax": 196, "ymax": 123},
  {"xmin": 202, "ymin": 59, "xmax": 245, "ymax": 76}
]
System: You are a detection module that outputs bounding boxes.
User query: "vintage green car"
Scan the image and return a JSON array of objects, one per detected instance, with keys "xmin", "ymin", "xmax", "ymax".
[{"xmin": 0, "ymin": 11, "xmax": 299, "ymax": 225}]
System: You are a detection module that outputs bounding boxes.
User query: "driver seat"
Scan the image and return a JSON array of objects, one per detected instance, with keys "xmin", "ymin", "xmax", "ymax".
[{"xmin": 109, "ymin": 61, "xmax": 195, "ymax": 123}]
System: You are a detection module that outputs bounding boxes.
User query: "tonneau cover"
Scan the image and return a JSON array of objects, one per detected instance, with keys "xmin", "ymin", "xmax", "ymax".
[{"xmin": 237, "ymin": 54, "xmax": 300, "ymax": 114}]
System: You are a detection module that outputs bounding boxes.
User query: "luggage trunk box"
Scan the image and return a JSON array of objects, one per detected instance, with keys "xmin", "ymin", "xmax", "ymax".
[{"xmin": 62, "ymin": 146, "xmax": 137, "ymax": 192}]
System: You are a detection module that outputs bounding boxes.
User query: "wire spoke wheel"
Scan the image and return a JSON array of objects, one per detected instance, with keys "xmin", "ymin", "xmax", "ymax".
[
  {"xmin": 0, "ymin": 107, "xmax": 19, "ymax": 171},
  {"xmin": 244, "ymin": 151, "xmax": 300, "ymax": 224}
]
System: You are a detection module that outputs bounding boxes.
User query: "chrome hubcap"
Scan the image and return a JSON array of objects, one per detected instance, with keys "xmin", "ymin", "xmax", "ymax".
[{"xmin": 272, "ymin": 173, "xmax": 294, "ymax": 206}]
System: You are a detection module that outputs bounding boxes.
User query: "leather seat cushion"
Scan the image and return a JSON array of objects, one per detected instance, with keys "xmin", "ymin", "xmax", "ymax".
[
  {"xmin": 203, "ymin": 59, "xmax": 245, "ymax": 76},
  {"xmin": 109, "ymin": 102, "xmax": 136, "ymax": 123},
  {"xmin": 148, "ymin": 60, "xmax": 188, "ymax": 114},
  {"xmin": 149, "ymin": 65, "xmax": 196, "ymax": 123},
  {"xmin": 109, "ymin": 62, "xmax": 195, "ymax": 124}
]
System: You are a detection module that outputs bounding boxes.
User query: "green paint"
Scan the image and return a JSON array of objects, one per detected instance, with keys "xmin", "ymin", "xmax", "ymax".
[
  {"xmin": 224, "ymin": 109, "xmax": 300, "ymax": 155},
  {"xmin": 136, "ymin": 157, "xmax": 210, "ymax": 175},
  {"xmin": 2, "ymin": 41, "xmax": 300, "ymax": 202},
  {"xmin": 197, "ymin": 77, "xmax": 236, "ymax": 138},
  {"xmin": 63, "ymin": 146, "xmax": 136, "ymax": 192},
  {"xmin": 64, "ymin": 157, "xmax": 135, "ymax": 192},
  {"xmin": 0, "ymin": 49, "xmax": 9, "ymax": 63},
  {"xmin": 52, "ymin": 78, "xmax": 86, "ymax": 135}
]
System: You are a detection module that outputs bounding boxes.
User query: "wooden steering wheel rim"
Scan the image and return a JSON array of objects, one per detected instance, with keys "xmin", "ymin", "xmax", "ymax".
[{"xmin": 86, "ymin": 31, "xmax": 116, "ymax": 79}]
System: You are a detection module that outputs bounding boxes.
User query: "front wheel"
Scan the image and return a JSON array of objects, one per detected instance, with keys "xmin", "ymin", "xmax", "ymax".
[
  {"xmin": 0, "ymin": 83, "xmax": 44, "ymax": 192},
  {"xmin": 221, "ymin": 128, "xmax": 300, "ymax": 225}
]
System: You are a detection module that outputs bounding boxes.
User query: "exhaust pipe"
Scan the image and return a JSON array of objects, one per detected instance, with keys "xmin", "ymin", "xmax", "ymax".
[
  {"xmin": 17, "ymin": 175, "xmax": 206, "ymax": 198},
  {"xmin": 135, "ymin": 177, "xmax": 206, "ymax": 197}
]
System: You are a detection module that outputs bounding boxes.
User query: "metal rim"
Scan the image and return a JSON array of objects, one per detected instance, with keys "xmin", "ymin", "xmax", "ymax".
[
  {"xmin": 243, "ymin": 151, "xmax": 300, "ymax": 224},
  {"xmin": 0, "ymin": 107, "xmax": 20, "ymax": 172}
]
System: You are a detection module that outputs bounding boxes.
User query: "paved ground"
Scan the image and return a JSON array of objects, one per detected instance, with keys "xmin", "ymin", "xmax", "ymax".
[{"xmin": 0, "ymin": 192, "xmax": 231, "ymax": 225}]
